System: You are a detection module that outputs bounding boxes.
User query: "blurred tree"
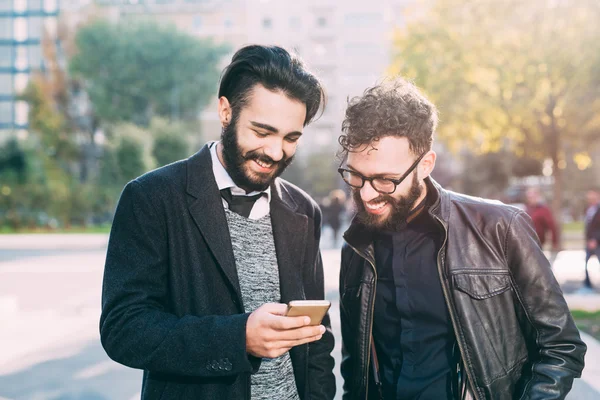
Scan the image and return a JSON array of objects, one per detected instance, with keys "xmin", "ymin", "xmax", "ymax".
[
  {"xmin": 150, "ymin": 117, "xmax": 191, "ymax": 166},
  {"xmin": 0, "ymin": 137, "xmax": 72, "ymax": 229},
  {"xmin": 462, "ymin": 152, "xmax": 511, "ymax": 199},
  {"xmin": 153, "ymin": 135, "xmax": 189, "ymax": 167},
  {"xmin": 392, "ymin": 0, "xmax": 600, "ymax": 220},
  {"xmin": 70, "ymin": 19, "xmax": 229, "ymax": 126},
  {"xmin": 21, "ymin": 77, "xmax": 78, "ymax": 167},
  {"xmin": 116, "ymin": 136, "xmax": 148, "ymax": 183},
  {"xmin": 282, "ymin": 150, "xmax": 340, "ymax": 200},
  {"xmin": 0, "ymin": 138, "xmax": 27, "ymax": 182}
]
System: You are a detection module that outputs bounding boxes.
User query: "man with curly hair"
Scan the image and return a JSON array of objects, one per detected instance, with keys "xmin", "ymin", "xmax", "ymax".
[{"xmin": 336, "ymin": 78, "xmax": 586, "ymax": 400}]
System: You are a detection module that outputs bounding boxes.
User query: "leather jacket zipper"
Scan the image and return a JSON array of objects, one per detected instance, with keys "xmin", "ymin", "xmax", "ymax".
[
  {"xmin": 346, "ymin": 243, "xmax": 378, "ymax": 400},
  {"xmin": 431, "ymin": 212, "xmax": 479, "ymax": 400}
]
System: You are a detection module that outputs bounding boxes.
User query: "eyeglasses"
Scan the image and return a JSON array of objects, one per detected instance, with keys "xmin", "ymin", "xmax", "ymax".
[{"xmin": 338, "ymin": 152, "xmax": 426, "ymax": 195}]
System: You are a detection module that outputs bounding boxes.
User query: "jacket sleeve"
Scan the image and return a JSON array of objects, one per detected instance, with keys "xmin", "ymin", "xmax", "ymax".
[
  {"xmin": 304, "ymin": 204, "xmax": 336, "ymax": 400},
  {"xmin": 100, "ymin": 180, "xmax": 258, "ymax": 377},
  {"xmin": 339, "ymin": 246, "xmax": 354, "ymax": 400},
  {"xmin": 507, "ymin": 211, "xmax": 586, "ymax": 400}
]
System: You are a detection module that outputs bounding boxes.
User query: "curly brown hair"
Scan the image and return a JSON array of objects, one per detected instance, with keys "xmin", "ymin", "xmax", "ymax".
[{"xmin": 338, "ymin": 78, "xmax": 438, "ymax": 158}]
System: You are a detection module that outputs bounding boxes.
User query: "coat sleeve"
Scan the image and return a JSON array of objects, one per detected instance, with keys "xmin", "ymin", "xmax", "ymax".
[
  {"xmin": 304, "ymin": 204, "xmax": 336, "ymax": 400},
  {"xmin": 507, "ymin": 211, "xmax": 586, "ymax": 400},
  {"xmin": 100, "ymin": 180, "xmax": 258, "ymax": 377},
  {"xmin": 339, "ymin": 245, "xmax": 355, "ymax": 400}
]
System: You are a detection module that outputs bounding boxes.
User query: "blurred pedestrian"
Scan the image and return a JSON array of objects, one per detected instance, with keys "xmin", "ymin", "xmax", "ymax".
[
  {"xmin": 337, "ymin": 78, "xmax": 585, "ymax": 400},
  {"xmin": 100, "ymin": 45, "xmax": 335, "ymax": 400},
  {"xmin": 324, "ymin": 189, "xmax": 346, "ymax": 246},
  {"xmin": 583, "ymin": 189, "xmax": 600, "ymax": 290},
  {"xmin": 525, "ymin": 187, "xmax": 559, "ymax": 251}
]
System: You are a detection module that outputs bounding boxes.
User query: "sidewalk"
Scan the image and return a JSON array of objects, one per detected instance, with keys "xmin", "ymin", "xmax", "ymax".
[
  {"xmin": 0, "ymin": 234, "xmax": 599, "ymax": 399},
  {"xmin": 0, "ymin": 234, "xmax": 108, "ymax": 251}
]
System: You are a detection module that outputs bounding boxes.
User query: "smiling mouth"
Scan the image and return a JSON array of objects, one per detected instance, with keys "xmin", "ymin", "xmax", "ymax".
[
  {"xmin": 252, "ymin": 158, "xmax": 276, "ymax": 172},
  {"xmin": 364, "ymin": 200, "xmax": 388, "ymax": 213}
]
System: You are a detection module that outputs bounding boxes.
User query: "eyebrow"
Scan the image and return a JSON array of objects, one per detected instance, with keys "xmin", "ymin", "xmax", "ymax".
[
  {"xmin": 250, "ymin": 121, "xmax": 302, "ymax": 137},
  {"xmin": 346, "ymin": 163, "xmax": 401, "ymax": 178}
]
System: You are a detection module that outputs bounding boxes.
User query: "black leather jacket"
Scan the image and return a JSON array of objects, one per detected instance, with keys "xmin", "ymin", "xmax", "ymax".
[{"xmin": 339, "ymin": 178, "xmax": 586, "ymax": 400}]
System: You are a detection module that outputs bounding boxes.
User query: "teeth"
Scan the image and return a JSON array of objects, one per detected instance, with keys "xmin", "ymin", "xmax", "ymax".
[
  {"xmin": 365, "ymin": 201, "xmax": 387, "ymax": 210},
  {"xmin": 256, "ymin": 160, "xmax": 273, "ymax": 168}
]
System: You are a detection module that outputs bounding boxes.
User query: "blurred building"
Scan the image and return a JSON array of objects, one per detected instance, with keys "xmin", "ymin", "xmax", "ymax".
[
  {"xmin": 69, "ymin": 0, "xmax": 413, "ymax": 153},
  {"xmin": 0, "ymin": 0, "xmax": 59, "ymax": 134}
]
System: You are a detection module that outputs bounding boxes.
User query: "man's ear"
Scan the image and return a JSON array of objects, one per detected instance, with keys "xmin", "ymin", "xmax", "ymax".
[
  {"xmin": 218, "ymin": 96, "xmax": 232, "ymax": 127},
  {"xmin": 420, "ymin": 150, "xmax": 437, "ymax": 179}
]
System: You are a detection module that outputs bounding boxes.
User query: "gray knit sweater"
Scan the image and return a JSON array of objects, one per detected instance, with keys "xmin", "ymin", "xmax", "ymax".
[{"xmin": 225, "ymin": 209, "xmax": 300, "ymax": 400}]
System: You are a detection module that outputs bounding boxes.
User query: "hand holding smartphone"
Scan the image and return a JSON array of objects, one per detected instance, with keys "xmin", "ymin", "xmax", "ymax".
[
  {"xmin": 246, "ymin": 302, "xmax": 327, "ymax": 358},
  {"xmin": 285, "ymin": 300, "xmax": 331, "ymax": 326}
]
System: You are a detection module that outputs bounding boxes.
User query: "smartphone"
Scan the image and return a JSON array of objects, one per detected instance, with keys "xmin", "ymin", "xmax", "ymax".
[{"xmin": 285, "ymin": 300, "xmax": 331, "ymax": 326}]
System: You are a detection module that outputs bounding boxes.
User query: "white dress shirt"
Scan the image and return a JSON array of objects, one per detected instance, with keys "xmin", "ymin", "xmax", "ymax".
[{"xmin": 210, "ymin": 142, "xmax": 271, "ymax": 220}]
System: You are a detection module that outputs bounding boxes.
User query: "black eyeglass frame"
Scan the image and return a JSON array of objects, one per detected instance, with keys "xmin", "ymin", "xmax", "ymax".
[{"xmin": 337, "ymin": 152, "xmax": 427, "ymax": 195}]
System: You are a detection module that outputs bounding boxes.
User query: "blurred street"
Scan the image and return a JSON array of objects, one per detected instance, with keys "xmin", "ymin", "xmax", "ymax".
[{"xmin": 1, "ymin": 231, "xmax": 599, "ymax": 399}]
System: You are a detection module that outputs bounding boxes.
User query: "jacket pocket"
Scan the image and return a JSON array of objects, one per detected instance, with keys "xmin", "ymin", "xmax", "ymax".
[
  {"xmin": 451, "ymin": 271, "xmax": 528, "ymax": 389},
  {"xmin": 453, "ymin": 272, "xmax": 511, "ymax": 300}
]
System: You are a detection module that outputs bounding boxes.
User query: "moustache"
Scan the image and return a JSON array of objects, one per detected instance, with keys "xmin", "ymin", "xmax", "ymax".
[
  {"xmin": 244, "ymin": 150, "xmax": 293, "ymax": 168},
  {"xmin": 354, "ymin": 191, "xmax": 394, "ymax": 208}
]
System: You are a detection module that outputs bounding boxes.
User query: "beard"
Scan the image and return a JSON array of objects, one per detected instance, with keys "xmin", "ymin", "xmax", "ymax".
[
  {"xmin": 220, "ymin": 115, "xmax": 294, "ymax": 192},
  {"xmin": 352, "ymin": 172, "xmax": 423, "ymax": 231}
]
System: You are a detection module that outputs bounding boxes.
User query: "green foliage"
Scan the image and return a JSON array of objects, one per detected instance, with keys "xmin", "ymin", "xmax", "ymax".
[
  {"xmin": 0, "ymin": 138, "xmax": 27, "ymax": 183},
  {"xmin": 70, "ymin": 19, "xmax": 229, "ymax": 125},
  {"xmin": 571, "ymin": 309, "xmax": 600, "ymax": 341},
  {"xmin": 2, "ymin": 16, "xmax": 225, "ymax": 231},
  {"xmin": 571, "ymin": 310, "xmax": 600, "ymax": 319},
  {"xmin": 116, "ymin": 136, "xmax": 148, "ymax": 183},
  {"xmin": 150, "ymin": 117, "xmax": 190, "ymax": 167},
  {"xmin": 0, "ymin": 137, "xmax": 77, "ymax": 229},
  {"xmin": 20, "ymin": 78, "xmax": 79, "ymax": 163},
  {"xmin": 153, "ymin": 135, "xmax": 189, "ymax": 167}
]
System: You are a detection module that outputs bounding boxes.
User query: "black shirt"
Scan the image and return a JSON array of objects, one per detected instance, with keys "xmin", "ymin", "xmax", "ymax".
[{"xmin": 372, "ymin": 198, "xmax": 456, "ymax": 400}]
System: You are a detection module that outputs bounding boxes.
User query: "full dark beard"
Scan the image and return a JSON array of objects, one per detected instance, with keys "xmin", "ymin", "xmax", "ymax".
[
  {"xmin": 221, "ymin": 116, "xmax": 294, "ymax": 192},
  {"xmin": 353, "ymin": 172, "xmax": 423, "ymax": 231}
]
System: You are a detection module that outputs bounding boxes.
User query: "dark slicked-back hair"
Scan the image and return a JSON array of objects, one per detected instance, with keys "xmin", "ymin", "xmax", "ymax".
[
  {"xmin": 218, "ymin": 45, "xmax": 325, "ymax": 126},
  {"xmin": 338, "ymin": 78, "xmax": 438, "ymax": 158}
]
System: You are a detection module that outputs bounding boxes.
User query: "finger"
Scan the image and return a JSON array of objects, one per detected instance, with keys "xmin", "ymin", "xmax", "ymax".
[
  {"xmin": 277, "ymin": 334, "xmax": 324, "ymax": 349},
  {"xmin": 259, "ymin": 303, "xmax": 289, "ymax": 315},
  {"xmin": 270, "ymin": 314, "xmax": 311, "ymax": 330},
  {"xmin": 275, "ymin": 325, "xmax": 326, "ymax": 340}
]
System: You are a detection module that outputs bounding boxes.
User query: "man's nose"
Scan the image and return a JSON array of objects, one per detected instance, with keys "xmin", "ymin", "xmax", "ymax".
[
  {"xmin": 360, "ymin": 181, "xmax": 379, "ymax": 202},
  {"xmin": 263, "ymin": 138, "xmax": 284, "ymax": 162}
]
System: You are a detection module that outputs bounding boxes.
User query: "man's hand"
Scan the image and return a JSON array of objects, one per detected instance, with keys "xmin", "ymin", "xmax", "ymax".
[
  {"xmin": 246, "ymin": 303, "xmax": 326, "ymax": 359},
  {"xmin": 588, "ymin": 239, "xmax": 597, "ymax": 250}
]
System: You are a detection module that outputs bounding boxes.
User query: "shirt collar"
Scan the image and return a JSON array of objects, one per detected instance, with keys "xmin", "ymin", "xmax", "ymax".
[{"xmin": 209, "ymin": 141, "xmax": 272, "ymax": 202}]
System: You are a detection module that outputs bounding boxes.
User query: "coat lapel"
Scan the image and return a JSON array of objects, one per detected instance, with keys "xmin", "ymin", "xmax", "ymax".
[
  {"xmin": 270, "ymin": 180, "xmax": 308, "ymax": 303},
  {"xmin": 186, "ymin": 145, "xmax": 242, "ymax": 304},
  {"xmin": 186, "ymin": 145, "xmax": 309, "ymax": 306}
]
